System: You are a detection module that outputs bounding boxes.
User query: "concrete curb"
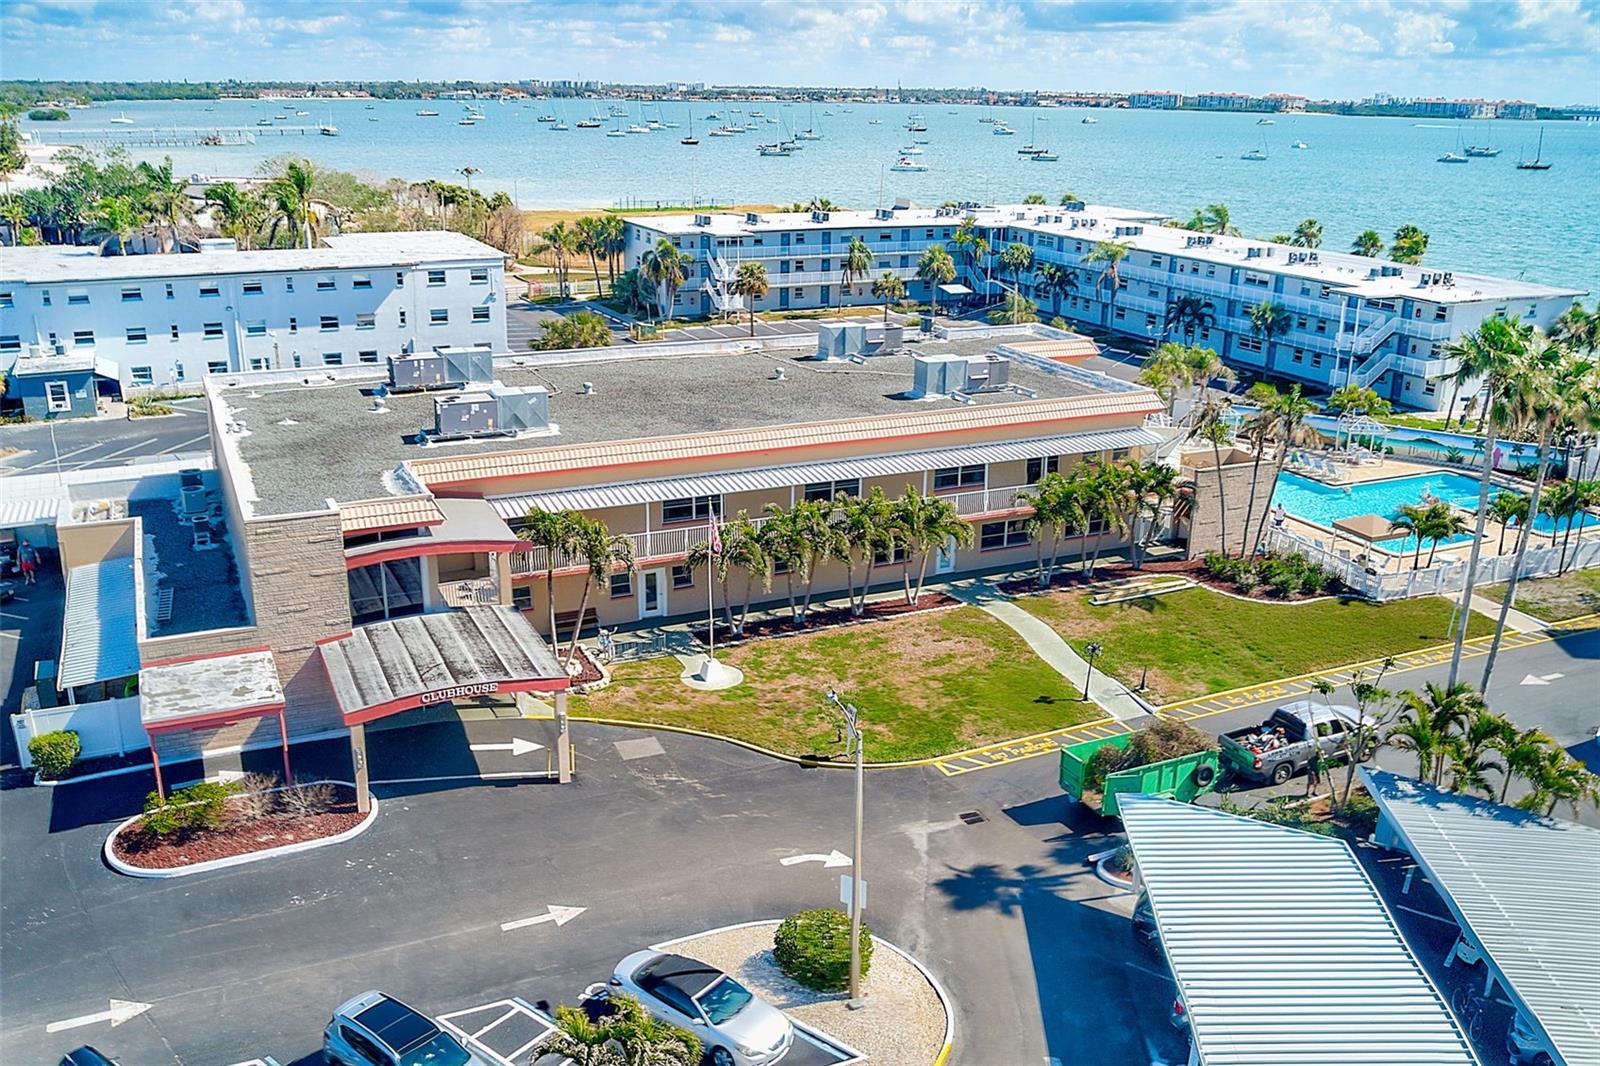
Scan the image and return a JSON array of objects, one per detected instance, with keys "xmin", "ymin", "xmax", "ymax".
[{"xmin": 103, "ymin": 780, "xmax": 378, "ymax": 879}]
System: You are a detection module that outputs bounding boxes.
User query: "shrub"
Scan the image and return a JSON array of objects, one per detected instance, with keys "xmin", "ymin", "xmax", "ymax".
[
  {"xmin": 231, "ymin": 772, "xmax": 282, "ymax": 821},
  {"xmin": 773, "ymin": 908, "xmax": 873, "ymax": 992},
  {"xmin": 136, "ymin": 780, "xmax": 239, "ymax": 836},
  {"xmin": 277, "ymin": 778, "xmax": 338, "ymax": 818},
  {"xmin": 27, "ymin": 730, "xmax": 81, "ymax": 780}
]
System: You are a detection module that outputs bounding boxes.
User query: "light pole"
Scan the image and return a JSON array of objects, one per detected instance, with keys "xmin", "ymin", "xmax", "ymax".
[
  {"xmin": 1082, "ymin": 641, "xmax": 1103, "ymax": 701},
  {"xmin": 825, "ymin": 687, "xmax": 867, "ymax": 1009}
]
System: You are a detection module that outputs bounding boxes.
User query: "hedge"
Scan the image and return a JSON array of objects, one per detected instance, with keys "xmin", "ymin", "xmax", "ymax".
[{"xmin": 773, "ymin": 908, "xmax": 873, "ymax": 992}]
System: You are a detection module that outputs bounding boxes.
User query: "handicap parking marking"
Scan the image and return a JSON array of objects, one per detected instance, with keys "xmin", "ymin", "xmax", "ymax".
[
  {"xmin": 436, "ymin": 998, "xmax": 560, "ymax": 1066},
  {"xmin": 933, "ymin": 719, "xmax": 1130, "ymax": 777}
]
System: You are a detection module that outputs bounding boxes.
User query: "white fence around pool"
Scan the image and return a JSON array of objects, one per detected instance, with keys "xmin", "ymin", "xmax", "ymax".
[
  {"xmin": 1265, "ymin": 527, "xmax": 1600, "ymax": 603},
  {"xmin": 12, "ymin": 695, "xmax": 145, "ymax": 771}
]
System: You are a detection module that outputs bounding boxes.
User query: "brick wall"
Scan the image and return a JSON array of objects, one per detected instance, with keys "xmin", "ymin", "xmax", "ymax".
[{"xmin": 1181, "ymin": 452, "xmax": 1262, "ymax": 557}]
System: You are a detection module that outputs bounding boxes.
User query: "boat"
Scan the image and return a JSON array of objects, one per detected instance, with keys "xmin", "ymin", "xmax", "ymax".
[
  {"xmin": 416, "ymin": 109, "xmax": 440, "ymax": 117},
  {"xmin": 319, "ymin": 119, "xmax": 340, "ymax": 137},
  {"xmin": 898, "ymin": 144, "xmax": 924, "ymax": 155},
  {"xmin": 1081, "ymin": 116, "xmax": 1098, "ymax": 124},
  {"xmin": 796, "ymin": 104, "xmax": 822, "ymax": 140},
  {"xmin": 256, "ymin": 118, "xmax": 274, "ymax": 126},
  {"xmin": 465, "ymin": 110, "xmax": 486, "ymax": 121},
  {"xmin": 758, "ymin": 143, "xmax": 793, "ymax": 156},
  {"xmin": 707, "ymin": 126, "xmax": 734, "ymax": 137},
  {"xmin": 274, "ymin": 114, "xmax": 289, "ymax": 120},
  {"xmin": 1031, "ymin": 151, "xmax": 1059, "ymax": 162},
  {"xmin": 576, "ymin": 117, "xmax": 602, "ymax": 128},
  {"xmin": 367, "ymin": 117, "xmax": 379, "ymax": 123},
  {"xmin": 1438, "ymin": 127, "xmax": 1471, "ymax": 163},
  {"xmin": 296, "ymin": 110, "xmax": 309, "ymax": 116},
  {"xmin": 1516, "ymin": 126, "xmax": 1552, "ymax": 170},
  {"xmin": 868, "ymin": 118, "xmax": 883, "ymax": 125},
  {"xmin": 364, "ymin": 104, "xmax": 375, "ymax": 110},
  {"xmin": 1464, "ymin": 143, "xmax": 1500, "ymax": 157},
  {"xmin": 458, "ymin": 118, "xmax": 477, "ymax": 126},
  {"xmin": 537, "ymin": 114, "xmax": 557, "ymax": 122},
  {"xmin": 627, "ymin": 123, "xmax": 650, "ymax": 134},
  {"xmin": 993, "ymin": 124, "xmax": 1016, "ymax": 136},
  {"xmin": 749, "ymin": 110, "xmax": 764, "ymax": 118},
  {"xmin": 551, "ymin": 119, "xmax": 569, "ymax": 130},
  {"xmin": 1241, "ymin": 136, "xmax": 1268, "ymax": 161},
  {"xmin": 1018, "ymin": 115, "xmax": 1044, "ymax": 154},
  {"xmin": 1291, "ymin": 140, "xmax": 1309, "ymax": 150},
  {"xmin": 704, "ymin": 111, "xmax": 721, "ymax": 120},
  {"xmin": 204, "ymin": 106, "xmax": 216, "ymax": 113},
  {"xmin": 109, "ymin": 112, "xmax": 134, "ymax": 124},
  {"xmin": 1256, "ymin": 117, "xmax": 1275, "ymax": 125},
  {"xmin": 890, "ymin": 155, "xmax": 928, "ymax": 172},
  {"xmin": 681, "ymin": 114, "xmax": 699, "ymax": 145},
  {"xmin": 607, "ymin": 115, "xmax": 626, "ymax": 137}
]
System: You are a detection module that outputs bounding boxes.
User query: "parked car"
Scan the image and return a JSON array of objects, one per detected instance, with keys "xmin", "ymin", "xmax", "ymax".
[
  {"xmin": 324, "ymin": 990, "xmax": 486, "ymax": 1066},
  {"xmin": 611, "ymin": 950, "xmax": 793, "ymax": 1066},
  {"xmin": 1218, "ymin": 700, "xmax": 1376, "ymax": 786},
  {"xmin": 60, "ymin": 1050, "xmax": 119, "ymax": 1066},
  {"xmin": 1506, "ymin": 1010, "xmax": 1557, "ymax": 1066}
]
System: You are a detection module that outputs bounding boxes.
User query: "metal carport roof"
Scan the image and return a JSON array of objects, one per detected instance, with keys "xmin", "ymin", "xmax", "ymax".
[
  {"xmin": 486, "ymin": 427, "xmax": 1161, "ymax": 517},
  {"xmin": 59, "ymin": 558, "xmax": 143, "ymax": 689},
  {"xmin": 1362, "ymin": 768, "xmax": 1600, "ymax": 1066},
  {"xmin": 1119, "ymin": 794, "xmax": 1478, "ymax": 1066}
]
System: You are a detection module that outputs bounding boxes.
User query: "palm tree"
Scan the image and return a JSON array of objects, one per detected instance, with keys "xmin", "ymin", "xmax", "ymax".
[
  {"xmin": 1551, "ymin": 300, "xmax": 1599, "ymax": 356},
  {"xmin": 1323, "ymin": 384, "xmax": 1392, "ymax": 418},
  {"xmin": 1034, "ymin": 263, "xmax": 1078, "ymax": 320},
  {"xmin": 1447, "ymin": 707, "xmax": 1510, "ymax": 797},
  {"xmin": 1138, "ymin": 342, "xmax": 1190, "ymax": 415},
  {"xmin": 1235, "ymin": 382, "xmax": 1280, "ymax": 556},
  {"xmin": 86, "ymin": 195, "xmax": 140, "ymax": 255},
  {"xmin": 536, "ymin": 221, "xmax": 583, "ymax": 299},
  {"xmin": 1084, "ymin": 240, "xmax": 1131, "ymax": 328},
  {"xmin": 203, "ymin": 181, "xmax": 265, "ymax": 250},
  {"xmin": 1392, "ymin": 682, "xmax": 1483, "ymax": 784},
  {"xmin": 731, "ymin": 261, "xmax": 769, "ymax": 336},
  {"xmin": 136, "ymin": 157, "xmax": 190, "ymax": 253},
  {"xmin": 989, "ymin": 289, "xmax": 1038, "ymax": 325},
  {"xmin": 1390, "ymin": 224, "xmax": 1429, "ymax": 265},
  {"xmin": 1557, "ymin": 479, "xmax": 1599, "ymax": 572},
  {"xmin": 685, "ymin": 511, "xmax": 769, "ymax": 636},
  {"xmin": 759, "ymin": 505, "xmax": 809, "ymax": 624},
  {"xmin": 1494, "ymin": 725, "xmax": 1557, "ymax": 805},
  {"xmin": 1248, "ymin": 384, "xmax": 1315, "ymax": 555},
  {"xmin": 1018, "ymin": 471, "xmax": 1071, "ymax": 588},
  {"xmin": 832, "ymin": 488, "xmax": 892, "ymax": 616},
  {"xmin": 999, "ymin": 241, "xmax": 1034, "ymax": 293},
  {"xmin": 1519, "ymin": 748, "xmax": 1600, "ymax": 818},
  {"xmin": 518, "ymin": 508, "xmax": 580, "ymax": 646},
  {"xmin": 1189, "ymin": 396, "xmax": 1236, "ymax": 557},
  {"xmin": 870, "ymin": 271, "xmax": 906, "ymax": 323},
  {"xmin": 1421, "ymin": 501, "xmax": 1469, "ymax": 566},
  {"xmin": 839, "ymin": 237, "xmax": 873, "ymax": 308},
  {"xmin": 917, "ymin": 244, "xmax": 956, "ymax": 316},
  {"xmin": 1246, "ymin": 301, "xmax": 1293, "ymax": 372},
  {"xmin": 1290, "ymin": 218, "xmax": 1322, "ymax": 249},
  {"xmin": 1489, "ymin": 490, "xmax": 1529, "ymax": 556},
  {"xmin": 1199, "ymin": 203, "xmax": 1238, "ymax": 235},
  {"xmin": 1059, "ymin": 192, "xmax": 1082, "ymax": 205},
  {"xmin": 1184, "ymin": 344, "xmax": 1234, "ymax": 409},
  {"xmin": 1390, "ymin": 503, "xmax": 1430, "ymax": 570},
  {"xmin": 642, "ymin": 238, "xmax": 690, "ymax": 322},
  {"xmin": 265, "ymin": 158, "xmax": 320, "ymax": 249},
  {"xmin": 565, "ymin": 516, "xmax": 635, "ymax": 666},
  {"xmin": 1162, "ymin": 295, "xmax": 1214, "ymax": 344},
  {"xmin": 1130, "ymin": 461, "xmax": 1181, "ymax": 567},
  {"xmin": 1351, "ymin": 230, "xmax": 1384, "ymax": 258},
  {"xmin": 576, "ymin": 215, "xmax": 608, "ymax": 297},
  {"xmin": 889, "ymin": 487, "xmax": 972, "ymax": 604},
  {"xmin": 761, "ymin": 498, "xmax": 835, "ymax": 626},
  {"xmin": 598, "ymin": 213, "xmax": 627, "ymax": 291},
  {"xmin": 1022, "ymin": 192, "xmax": 1046, "ymax": 204},
  {"xmin": 1444, "ymin": 316, "xmax": 1533, "ymax": 687}
]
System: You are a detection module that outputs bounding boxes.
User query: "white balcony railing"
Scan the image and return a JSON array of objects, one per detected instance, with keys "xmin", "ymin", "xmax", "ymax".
[{"xmin": 437, "ymin": 575, "xmax": 500, "ymax": 607}]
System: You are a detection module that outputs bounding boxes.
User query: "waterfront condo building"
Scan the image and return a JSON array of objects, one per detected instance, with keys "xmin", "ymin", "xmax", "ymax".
[
  {"xmin": 623, "ymin": 202, "xmax": 1584, "ymax": 412},
  {"xmin": 0, "ymin": 232, "xmax": 509, "ymax": 418}
]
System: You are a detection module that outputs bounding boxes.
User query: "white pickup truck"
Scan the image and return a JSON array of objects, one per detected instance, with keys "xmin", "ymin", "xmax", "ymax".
[{"xmin": 1218, "ymin": 700, "xmax": 1377, "ymax": 786}]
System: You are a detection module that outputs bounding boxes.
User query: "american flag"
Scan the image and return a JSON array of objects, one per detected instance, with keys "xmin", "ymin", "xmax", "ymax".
[{"xmin": 708, "ymin": 512, "xmax": 722, "ymax": 555}]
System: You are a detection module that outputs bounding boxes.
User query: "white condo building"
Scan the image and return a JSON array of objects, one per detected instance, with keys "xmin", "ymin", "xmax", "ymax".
[
  {"xmin": 623, "ymin": 202, "xmax": 1585, "ymax": 411},
  {"xmin": 0, "ymin": 231, "xmax": 509, "ymax": 407}
]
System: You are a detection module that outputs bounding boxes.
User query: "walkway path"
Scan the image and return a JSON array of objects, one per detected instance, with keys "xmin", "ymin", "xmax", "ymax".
[
  {"xmin": 947, "ymin": 579, "xmax": 1152, "ymax": 723},
  {"xmin": 1467, "ymin": 593, "xmax": 1545, "ymax": 635}
]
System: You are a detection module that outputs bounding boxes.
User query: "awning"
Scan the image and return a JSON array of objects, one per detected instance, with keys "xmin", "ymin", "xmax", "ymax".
[
  {"xmin": 937, "ymin": 283, "xmax": 973, "ymax": 295},
  {"xmin": 1362, "ymin": 768, "xmax": 1600, "ymax": 1066},
  {"xmin": 488, "ymin": 428, "xmax": 1163, "ymax": 517},
  {"xmin": 344, "ymin": 497, "xmax": 523, "ymax": 567},
  {"xmin": 1119, "ymin": 794, "xmax": 1477, "ymax": 1066},
  {"xmin": 59, "ymin": 558, "xmax": 142, "ymax": 689},
  {"xmin": 999, "ymin": 338, "xmax": 1101, "ymax": 363},
  {"xmin": 340, "ymin": 495, "xmax": 446, "ymax": 536},
  {"xmin": 140, "ymin": 649, "xmax": 286, "ymax": 733},
  {"xmin": 318, "ymin": 606, "xmax": 568, "ymax": 726}
]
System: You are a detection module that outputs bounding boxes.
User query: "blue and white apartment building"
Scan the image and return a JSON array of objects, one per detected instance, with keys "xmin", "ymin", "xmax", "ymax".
[
  {"xmin": 0, "ymin": 231, "xmax": 508, "ymax": 417},
  {"xmin": 624, "ymin": 203, "xmax": 1585, "ymax": 411}
]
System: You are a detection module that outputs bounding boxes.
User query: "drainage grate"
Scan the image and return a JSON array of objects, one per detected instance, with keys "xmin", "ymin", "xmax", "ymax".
[{"xmin": 958, "ymin": 810, "xmax": 986, "ymax": 825}]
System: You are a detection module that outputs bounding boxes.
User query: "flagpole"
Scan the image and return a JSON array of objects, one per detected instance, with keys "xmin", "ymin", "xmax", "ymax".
[{"xmin": 707, "ymin": 513, "xmax": 717, "ymax": 661}]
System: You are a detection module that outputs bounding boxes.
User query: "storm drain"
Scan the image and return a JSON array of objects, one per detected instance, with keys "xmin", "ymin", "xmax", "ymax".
[{"xmin": 958, "ymin": 810, "xmax": 986, "ymax": 825}]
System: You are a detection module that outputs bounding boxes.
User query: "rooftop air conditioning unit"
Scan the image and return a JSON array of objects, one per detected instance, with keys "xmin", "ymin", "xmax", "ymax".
[
  {"xmin": 811, "ymin": 210, "xmax": 831, "ymax": 223},
  {"xmin": 815, "ymin": 322, "xmax": 867, "ymax": 360},
  {"xmin": 693, "ymin": 214, "xmax": 712, "ymax": 227},
  {"xmin": 432, "ymin": 390, "xmax": 500, "ymax": 439},
  {"xmin": 439, "ymin": 346, "xmax": 494, "ymax": 386},
  {"xmin": 1064, "ymin": 201, "xmax": 1085, "ymax": 212},
  {"xmin": 493, "ymin": 384, "xmax": 552, "ymax": 434},
  {"xmin": 389, "ymin": 352, "xmax": 448, "ymax": 391},
  {"xmin": 745, "ymin": 212, "xmax": 761, "ymax": 225},
  {"xmin": 874, "ymin": 208, "xmax": 895, "ymax": 221},
  {"xmin": 962, "ymin": 355, "xmax": 1011, "ymax": 391}
]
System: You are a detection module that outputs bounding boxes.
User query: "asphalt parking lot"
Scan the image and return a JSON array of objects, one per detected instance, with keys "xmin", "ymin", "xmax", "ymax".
[{"xmin": 0, "ymin": 398, "xmax": 213, "ymax": 476}]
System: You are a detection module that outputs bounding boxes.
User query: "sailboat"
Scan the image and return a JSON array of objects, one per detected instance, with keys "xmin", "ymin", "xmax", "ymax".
[
  {"xmin": 1240, "ymin": 135, "xmax": 1268, "ymax": 161},
  {"xmin": 319, "ymin": 112, "xmax": 340, "ymax": 137},
  {"xmin": 890, "ymin": 154, "xmax": 929, "ymax": 172},
  {"xmin": 1018, "ymin": 114, "xmax": 1045, "ymax": 155},
  {"xmin": 1438, "ymin": 127, "xmax": 1470, "ymax": 163},
  {"xmin": 109, "ymin": 112, "xmax": 134, "ymax": 125},
  {"xmin": 797, "ymin": 104, "xmax": 822, "ymax": 140},
  {"xmin": 1464, "ymin": 123, "xmax": 1499, "ymax": 157},
  {"xmin": 576, "ymin": 114, "xmax": 602, "ymax": 128},
  {"xmin": 681, "ymin": 113, "xmax": 699, "ymax": 145},
  {"xmin": 1516, "ymin": 127, "xmax": 1552, "ymax": 170}
]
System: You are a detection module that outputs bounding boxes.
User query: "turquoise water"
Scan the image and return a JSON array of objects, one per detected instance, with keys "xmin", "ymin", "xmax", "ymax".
[
  {"xmin": 21, "ymin": 99, "xmax": 1598, "ymax": 295},
  {"xmin": 1271, "ymin": 470, "xmax": 1557, "ymax": 554}
]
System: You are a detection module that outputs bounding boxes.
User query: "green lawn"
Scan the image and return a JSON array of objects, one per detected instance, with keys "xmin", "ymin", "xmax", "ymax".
[
  {"xmin": 576, "ymin": 606, "xmax": 1091, "ymax": 762},
  {"xmin": 1017, "ymin": 587, "xmax": 1491, "ymax": 705},
  {"xmin": 1481, "ymin": 569, "xmax": 1600, "ymax": 622}
]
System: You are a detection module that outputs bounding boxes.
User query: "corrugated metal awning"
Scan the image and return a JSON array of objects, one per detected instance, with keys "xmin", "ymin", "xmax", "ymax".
[
  {"xmin": 1362, "ymin": 768, "xmax": 1600, "ymax": 1066},
  {"xmin": 0, "ymin": 494, "xmax": 62, "ymax": 529},
  {"xmin": 59, "ymin": 558, "xmax": 142, "ymax": 689},
  {"xmin": 488, "ymin": 427, "xmax": 1161, "ymax": 517},
  {"xmin": 340, "ymin": 495, "xmax": 446, "ymax": 535},
  {"xmin": 1120, "ymin": 794, "xmax": 1478, "ymax": 1066}
]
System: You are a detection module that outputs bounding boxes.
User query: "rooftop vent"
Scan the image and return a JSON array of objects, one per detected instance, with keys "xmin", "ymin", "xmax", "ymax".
[
  {"xmin": 744, "ymin": 211, "xmax": 762, "ymax": 225},
  {"xmin": 874, "ymin": 208, "xmax": 895, "ymax": 221},
  {"xmin": 427, "ymin": 383, "xmax": 552, "ymax": 442},
  {"xmin": 771, "ymin": 366, "xmax": 787, "ymax": 381},
  {"xmin": 1063, "ymin": 200, "xmax": 1086, "ymax": 213},
  {"xmin": 815, "ymin": 322, "xmax": 867, "ymax": 361},
  {"xmin": 579, "ymin": 381, "xmax": 595, "ymax": 395}
]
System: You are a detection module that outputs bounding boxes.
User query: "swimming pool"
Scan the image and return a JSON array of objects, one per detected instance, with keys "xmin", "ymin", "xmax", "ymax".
[{"xmin": 1270, "ymin": 471, "xmax": 1556, "ymax": 554}]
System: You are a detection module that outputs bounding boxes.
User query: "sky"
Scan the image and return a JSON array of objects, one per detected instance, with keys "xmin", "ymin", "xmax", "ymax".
[{"xmin": 4, "ymin": 0, "xmax": 1598, "ymax": 104}]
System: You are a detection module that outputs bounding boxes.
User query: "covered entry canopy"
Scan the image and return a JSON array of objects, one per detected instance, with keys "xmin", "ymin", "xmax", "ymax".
[
  {"xmin": 140, "ymin": 648, "xmax": 288, "ymax": 796},
  {"xmin": 318, "ymin": 606, "xmax": 568, "ymax": 726}
]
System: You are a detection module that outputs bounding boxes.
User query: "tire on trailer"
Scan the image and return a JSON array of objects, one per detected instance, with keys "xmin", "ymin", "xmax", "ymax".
[{"xmin": 1192, "ymin": 763, "xmax": 1217, "ymax": 789}]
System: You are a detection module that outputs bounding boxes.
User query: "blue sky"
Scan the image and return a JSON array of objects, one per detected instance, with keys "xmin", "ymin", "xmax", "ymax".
[{"xmin": 4, "ymin": 0, "xmax": 1597, "ymax": 103}]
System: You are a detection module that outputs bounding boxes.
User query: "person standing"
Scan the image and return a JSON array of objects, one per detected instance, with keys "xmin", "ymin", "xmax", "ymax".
[{"xmin": 17, "ymin": 540, "xmax": 37, "ymax": 584}]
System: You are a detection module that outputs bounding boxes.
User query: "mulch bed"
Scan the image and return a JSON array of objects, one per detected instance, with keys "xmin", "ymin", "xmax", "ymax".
[
  {"xmin": 688, "ymin": 591, "xmax": 961, "ymax": 646},
  {"xmin": 110, "ymin": 786, "xmax": 364, "ymax": 871},
  {"xmin": 568, "ymin": 644, "xmax": 604, "ymax": 684},
  {"xmin": 1000, "ymin": 559, "xmax": 1350, "ymax": 603}
]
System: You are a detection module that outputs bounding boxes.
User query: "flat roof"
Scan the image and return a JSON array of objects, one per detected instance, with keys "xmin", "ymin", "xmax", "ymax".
[
  {"xmin": 59, "ymin": 558, "xmax": 142, "ymax": 689},
  {"xmin": 140, "ymin": 649, "xmax": 284, "ymax": 732},
  {"xmin": 0, "ymin": 231, "xmax": 505, "ymax": 285},
  {"xmin": 1363, "ymin": 769, "xmax": 1600, "ymax": 1066},
  {"xmin": 1119, "ymin": 794, "xmax": 1478, "ymax": 1066},
  {"xmin": 220, "ymin": 332, "xmax": 1146, "ymax": 515}
]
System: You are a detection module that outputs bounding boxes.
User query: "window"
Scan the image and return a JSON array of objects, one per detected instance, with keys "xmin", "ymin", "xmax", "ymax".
[
  {"xmin": 207, "ymin": 360, "xmax": 228, "ymax": 374},
  {"xmin": 242, "ymin": 280, "xmax": 263, "ymax": 296},
  {"xmin": 320, "ymin": 315, "xmax": 339, "ymax": 332},
  {"xmin": 609, "ymin": 572, "xmax": 633, "ymax": 598},
  {"xmin": 288, "ymin": 317, "xmax": 298, "ymax": 333},
  {"xmin": 316, "ymin": 275, "xmax": 335, "ymax": 292},
  {"xmin": 170, "ymin": 324, "xmax": 180, "ymax": 341},
  {"xmin": 803, "ymin": 478, "xmax": 861, "ymax": 502},
  {"xmin": 1434, "ymin": 305, "xmax": 1448, "ymax": 322},
  {"xmin": 67, "ymin": 288, "xmax": 89, "ymax": 305},
  {"xmin": 174, "ymin": 362, "xmax": 186, "ymax": 380},
  {"xmin": 245, "ymin": 320, "xmax": 267, "ymax": 337},
  {"xmin": 1111, "ymin": 447, "xmax": 1131, "ymax": 461},
  {"xmin": 1236, "ymin": 336, "xmax": 1263, "ymax": 352},
  {"xmin": 398, "ymin": 309, "xmax": 407, "ymax": 326},
  {"xmin": 248, "ymin": 357, "xmax": 268, "ymax": 371},
  {"xmin": 41, "ymin": 289, "xmax": 51, "ymax": 306},
  {"xmin": 45, "ymin": 381, "xmax": 71, "ymax": 413},
  {"xmin": 126, "ymin": 326, "xmax": 148, "ymax": 345},
  {"xmin": 980, "ymin": 519, "xmax": 1031, "ymax": 551},
  {"xmin": 349, "ymin": 558, "xmax": 426, "ymax": 625},
  {"xmin": 933, "ymin": 464, "xmax": 985, "ymax": 491},
  {"xmin": 662, "ymin": 495, "xmax": 721, "ymax": 524},
  {"xmin": 873, "ymin": 544, "xmax": 909, "ymax": 566},
  {"xmin": 163, "ymin": 283, "xmax": 173, "ymax": 300},
  {"xmin": 323, "ymin": 352, "xmax": 343, "ymax": 366},
  {"xmin": 0, "ymin": 335, "xmax": 19, "ymax": 353},
  {"xmin": 427, "ymin": 269, "xmax": 447, "ymax": 286},
  {"xmin": 0, "ymin": 291, "xmax": 11, "ymax": 308},
  {"xmin": 672, "ymin": 564, "xmax": 694, "ymax": 589},
  {"xmin": 130, "ymin": 366, "xmax": 154, "ymax": 386},
  {"xmin": 355, "ymin": 313, "xmax": 375, "ymax": 331},
  {"xmin": 284, "ymin": 277, "xmax": 294, "ymax": 293},
  {"xmin": 199, "ymin": 282, "xmax": 220, "ymax": 298},
  {"xmin": 352, "ymin": 274, "xmax": 372, "ymax": 290},
  {"xmin": 120, "ymin": 286, "xmax": 141, "ymax": 303},
  {"xmin": 471, "ymin": 306, "xmax": 491, "ymax": 323},
  {"xmin": 793, "ymin": 288, "xmax": 803, "ymax": 298},
  {"xmin": 72, "ymin": 329, "xmax": 94, "ymax": 347},
  {"xmin": 429, "ymin": 308, "xmax": 448, "ymax": 326},
  {"xmin": 396, "ymin": 271, "xmax": 405, "ymax": 288},
  {"xmin": 470, "ymin": 266, "xmax": 489, "ymax": 284},
  {"xmin": 1026, "ymin": 456, "xmax": 1059, "ymax": 483},
  {"xmin": 358, "ymin": 349, "xmax": 379, "ymax": 363},
  {"xmin": 203, "ymin": 322, "xmax": 224, "ymax": 340}
]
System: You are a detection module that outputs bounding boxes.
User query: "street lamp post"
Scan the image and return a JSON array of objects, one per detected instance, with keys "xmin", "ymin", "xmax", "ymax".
[
  {"xmin": 1082, "ymin": 641, "xmax": 1103, "ymax": 701},
  {"xmin": 825, "ymin": 688, "xmax": 867, "ymax": 1009}
]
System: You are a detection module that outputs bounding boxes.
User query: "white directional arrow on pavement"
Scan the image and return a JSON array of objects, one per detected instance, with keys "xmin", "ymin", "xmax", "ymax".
[
  {"xmin": 1520, "ymin": 673, "xmax": 1564, "ymax": 686},
  {"xmin": 780, "ymin": 849, "xmax": 853, "ymax": 868},
  {"xmin": 500, "ymin": 905, "xmax": 586, "ymax": 932},
  {"xmin": 46, "ymin": 999, "xmax": 152, "ymax": 1033},
  {"xmin": 470, "ymin": 738, "xmax": 544, "ymax": 756}
]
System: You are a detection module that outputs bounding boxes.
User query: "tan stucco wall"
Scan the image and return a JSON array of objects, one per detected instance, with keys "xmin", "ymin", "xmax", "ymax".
[{"xmin": 57, "ymin": 519, "xmax": 137, "ymax": 571}]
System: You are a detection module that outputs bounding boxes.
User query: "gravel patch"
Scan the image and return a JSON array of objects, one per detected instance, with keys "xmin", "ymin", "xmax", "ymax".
[{"xmin": 668, "ymin": 921, "xmax": 947, "ymax": 1065}]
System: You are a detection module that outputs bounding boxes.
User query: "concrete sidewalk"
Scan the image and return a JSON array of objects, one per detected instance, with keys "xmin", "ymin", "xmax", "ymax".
[
  {"xmin": 1467, "ymin": 593, "xmax": 1546, "ymax": 635},
  {"xmin": 948, "ymin": 579, "xmax": 1152, "ymax": 722}
]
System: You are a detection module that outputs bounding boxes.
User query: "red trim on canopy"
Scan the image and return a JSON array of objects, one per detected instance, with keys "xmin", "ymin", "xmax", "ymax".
[
  {"xmin": 141, "ymin": 699, "xmax": 290, "ymax": 735},
  {"xmin": 337, "ymin": 677, "xmax": 568, "ymax": 727}
]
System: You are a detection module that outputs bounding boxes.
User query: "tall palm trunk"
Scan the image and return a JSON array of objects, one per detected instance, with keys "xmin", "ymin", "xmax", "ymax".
[
  {"xmin": 1211, "ymin": 438, "xmax": 1230, "ymax": 560},
  {"xmin": 545, "ymin": 559, "xmax": 558, "ymax": 647},
  {"xmin": 565, "ymin": 582, "xmax": 594, "ymax": 666},
  {"xmin": 1250, "ymin": 445, "xmax": 1295, "ymax": 556},
  {"xmin": 588, "ymin": 251, "xmax": 603, "ymax": 297},
  {"xmin": 1447, "ymin": 418, "xmax": 1500, "ymax": 687},
  {"xmin": 1238, "ymin": 438, "xmax": 1268, "ymax": 558},
  {"xmin": 1443, "ymin": 377, "xmax": 1463, "ymax": 430},
  {"xmin": 1482, "ymin": 430, "xmax": 1552, "ymax": 689}
]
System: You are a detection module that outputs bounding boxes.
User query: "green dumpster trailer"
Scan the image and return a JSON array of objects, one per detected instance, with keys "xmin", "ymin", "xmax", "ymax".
[{"xmin": 1059, "ymin": 732, "xmax": 1220, "ymax": 817}]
